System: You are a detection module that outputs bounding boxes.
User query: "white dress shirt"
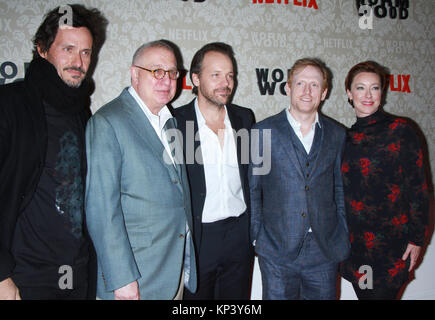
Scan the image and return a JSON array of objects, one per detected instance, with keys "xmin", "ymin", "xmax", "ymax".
[
  {"xmin": 194, "ymin": 100, "xmax": 246, "ymax": 223},
  {"xmin": 128, "ymin": 86, "xmax": 175, "ymax": 165},
  {"xmin": 285, "ymin": 107, "xmax": 321, "ymax": 154}
]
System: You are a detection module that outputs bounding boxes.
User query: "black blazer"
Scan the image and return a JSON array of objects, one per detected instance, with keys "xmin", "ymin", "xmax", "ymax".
[
  {"xmin": 0, "ymin": 81, "xmax": 48, "ymax": 280},
  {"xmin": 174, "ymin": 99, "xmax": 255, "ymax": 251}
]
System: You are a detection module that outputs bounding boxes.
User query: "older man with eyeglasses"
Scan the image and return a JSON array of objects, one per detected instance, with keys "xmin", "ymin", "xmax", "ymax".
[{"xmin": 84, "ymin": 40, "xmax": 196, "ymax": 300}]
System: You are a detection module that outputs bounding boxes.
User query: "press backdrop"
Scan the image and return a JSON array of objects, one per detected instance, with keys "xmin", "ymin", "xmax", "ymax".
[{"xmin": 0, "ymin": 0, "xmax": 433, "ymax": 299}]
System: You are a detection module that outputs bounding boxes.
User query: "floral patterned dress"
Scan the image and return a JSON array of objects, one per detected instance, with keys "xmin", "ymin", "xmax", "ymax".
[{"xmin": 340, "ymin": 110, "xmax": 429, "ymax": 291}]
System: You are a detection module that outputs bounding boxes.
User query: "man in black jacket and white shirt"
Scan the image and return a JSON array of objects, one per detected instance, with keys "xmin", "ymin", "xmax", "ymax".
[
  {"xmin": 0, "ymin": 4, "xmax": 106, "ymax": 300},
  {"xmin": 174, "ymin": 42, "xmax": 255, "ymax": 299}
]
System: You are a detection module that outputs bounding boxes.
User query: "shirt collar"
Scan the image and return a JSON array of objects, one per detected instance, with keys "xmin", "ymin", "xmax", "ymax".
[
  {"xmin": 285, "ymin": 107, "xmax": 321, "ymax": 130},
  {"xmin": 128, "ymin": 86, "xmax": 173, "ymax": 131},
  {"xmin": 194, "ymin": 98, "xmax": 230, "ymax": 130}
]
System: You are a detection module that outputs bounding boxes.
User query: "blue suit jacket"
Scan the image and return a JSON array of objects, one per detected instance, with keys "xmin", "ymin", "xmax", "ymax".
[
  {"xmin": 249, "ymin": 110, "xmax": 350, "ymax": 263},
  {"xmin": 85, "ymin": 89, "xmax": 196, "ymax": 299}
]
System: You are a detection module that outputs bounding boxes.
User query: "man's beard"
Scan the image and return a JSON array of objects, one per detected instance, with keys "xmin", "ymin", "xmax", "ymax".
[
  {"xmin": 200, "ymin": 86, "xmax": 232, "ymax": 108},
  {"xmin": 62, "ymin": 67, "xmax": 86, "ymax": 88},
  {"xmin": 64, "ymin": 79, "xmax": 83, "ymax": 88}
]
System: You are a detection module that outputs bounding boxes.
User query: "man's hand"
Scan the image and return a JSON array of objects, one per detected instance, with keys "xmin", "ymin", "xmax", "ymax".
[
  {"xmin": 0, "ymin": 278, "xmax": 21, "ymax": 300},
  {"xmin": 114, "ymin": 281, "xmax": 140, "ymax": 300},
  {"xmin": 402, "ymin": 243, "xmax": 422, "ymax": 272}
]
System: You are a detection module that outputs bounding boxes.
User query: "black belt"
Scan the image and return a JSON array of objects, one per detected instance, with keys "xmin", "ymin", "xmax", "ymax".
[{"xmin": 202, "ymin": 212, "xmax": 247, "ymax": 228}]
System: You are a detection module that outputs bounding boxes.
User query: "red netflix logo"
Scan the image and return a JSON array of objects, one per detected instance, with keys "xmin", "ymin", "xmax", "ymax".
[
  {"xmin": 252, "ymin": 0, "xmax": 318, "ymax": 10},
  {"xmin": 389, "ymin": 74, "xmax": 411, "ymax": 93}
]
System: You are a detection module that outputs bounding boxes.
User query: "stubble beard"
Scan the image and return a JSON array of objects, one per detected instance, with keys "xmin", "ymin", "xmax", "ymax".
[
  {"xmin": 200, "ymin": 86, "xmax": 231, "ymax": 108},
  {"xmin": 64, "ymin": 79, "xmax": 83, "ymax": 88},
  {"xmin": 62, "ymin": 67, "xmax": 86, "ymax": 88}
]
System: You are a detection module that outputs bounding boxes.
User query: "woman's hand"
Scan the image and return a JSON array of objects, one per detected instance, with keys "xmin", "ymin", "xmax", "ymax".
[{"xmin": 402, "ymin": 243, "xmax": 421, "ymax": 271}]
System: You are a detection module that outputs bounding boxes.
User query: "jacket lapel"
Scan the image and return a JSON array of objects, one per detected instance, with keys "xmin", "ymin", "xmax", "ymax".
[
  {"xmin": 166, "ymin": 117, "xmax": 184, "ymax": 180},
  {"xmin": 305, "ymin": 116, "xmax": 325, "ymax": 179},
  {"xmin": 274, "ymin": 110, "xmax": 305, "ymax": 180},
  {"xmin": 226, "ymin": 106, "xmax": 249, "ymax": 199},
  {"xmin": 182, "ymin": 100, "xmax": 206, "ymax": 194},
  {"xmin": 119, "ymin": 89, "xmax": 181, "ymax": 187}
]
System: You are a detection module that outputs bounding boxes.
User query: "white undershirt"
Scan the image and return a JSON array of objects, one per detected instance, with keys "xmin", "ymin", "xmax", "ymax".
[{"xmin": 194, "ymin": 100, "xmax": 246, "ymax": 223}]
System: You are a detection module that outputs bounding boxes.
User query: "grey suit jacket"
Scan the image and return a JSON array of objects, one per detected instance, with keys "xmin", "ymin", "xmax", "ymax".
[
  {"xmin": 85, "ymin": 88, "xmax": 196, "ymax": 299},
  {"xmin": 249, "ymin": 109, "xmax": 350, "ymax": 263}
]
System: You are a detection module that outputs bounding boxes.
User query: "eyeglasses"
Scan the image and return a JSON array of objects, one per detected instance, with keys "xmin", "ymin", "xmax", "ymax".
[{"xmin": 133, "ymin": 65, "xmax": 179, "ymax": 80}]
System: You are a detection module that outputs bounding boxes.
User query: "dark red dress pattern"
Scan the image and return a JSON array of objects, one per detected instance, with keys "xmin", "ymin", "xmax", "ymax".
[{"xmin": 340, "ymin": 110, "xmax": 429, "ymax": 290}]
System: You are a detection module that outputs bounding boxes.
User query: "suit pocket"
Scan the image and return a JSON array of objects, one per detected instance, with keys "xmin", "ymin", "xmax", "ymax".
[{"xmin": 128, "ymin": 228, "xmax": 153, "ymax": 250}]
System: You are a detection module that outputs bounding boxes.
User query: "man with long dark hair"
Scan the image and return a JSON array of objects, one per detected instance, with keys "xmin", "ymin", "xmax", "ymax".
[{"xmin": 0, "ymin": 4, "xmax": 107, "ymax": 300}]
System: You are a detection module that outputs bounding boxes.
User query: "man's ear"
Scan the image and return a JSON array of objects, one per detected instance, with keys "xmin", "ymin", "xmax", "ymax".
[
  {"xmin": 191, "ymin": 73, "xmax": 200, "ymax": 87},
  {"xmin": 321, "ymin": 88, "xmax": 328, "ymax": 101},
  {"xmin": 36, "ymin": 44, "xmax": 48, "ymax": 59},
  {"xmin": 284, "ymin": 82, "xmax": 291, "ymax": 96},
  {"xmin": 130, "ymin": 66, "xmax": 138, "ymax": 85}
]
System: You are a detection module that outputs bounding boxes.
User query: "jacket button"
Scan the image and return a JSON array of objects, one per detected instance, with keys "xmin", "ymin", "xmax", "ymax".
[
  {"xmin": 305, "ymin": 185, "xmax": 309, "ymax": 191},
  {"xmin": 179, "ymin": 234, "xmax": 184, "ymax": 239},
  {"xmin": 301, "ymin": 212, "xmax": 306, "ymax": 217}
]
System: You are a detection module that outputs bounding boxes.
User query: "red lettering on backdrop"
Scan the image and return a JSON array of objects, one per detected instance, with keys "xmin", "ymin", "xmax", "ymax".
[
  {"xmin": 183, "ymin": 76, "xmax": 192, "ymax": 90},
  {"xmin": 252, "ymin": 0, "xmax": 318, "ymax": 8},
  {"xmin": 389, "ymin": 74, "xmax": 411, "ymax": 93},
  {"xmin": 390, "ymin": 74, "xmax": 402, "ymax": 92},
  {"xmin": 308, "ymin": 0, "xmax": 318, "ymax": 9},
  {"xmin": 401, "ymin": 74, "xmax": 411, "ymax": 93}
]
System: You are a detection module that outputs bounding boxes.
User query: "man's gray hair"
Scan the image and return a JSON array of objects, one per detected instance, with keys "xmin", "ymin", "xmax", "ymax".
[{"xmin": 132, "ymin": 40, "xmax": 176, "ymax": 66}]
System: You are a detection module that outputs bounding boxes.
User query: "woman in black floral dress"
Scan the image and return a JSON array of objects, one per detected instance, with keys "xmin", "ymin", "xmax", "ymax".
[{"xmin": 340, "ymin": 61, "xmax": 429, "ymax": 299}]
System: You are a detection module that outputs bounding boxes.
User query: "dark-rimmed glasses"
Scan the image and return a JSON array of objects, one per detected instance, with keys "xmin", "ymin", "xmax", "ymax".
[{"xmin": 133, "ymin": 65, "xmax": 179, "ymax": 80}]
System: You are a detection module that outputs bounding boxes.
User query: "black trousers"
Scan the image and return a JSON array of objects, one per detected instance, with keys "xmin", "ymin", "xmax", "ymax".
[{"xmin": 184, "ymin": 213, "xmax": 254, "ymax": 300}]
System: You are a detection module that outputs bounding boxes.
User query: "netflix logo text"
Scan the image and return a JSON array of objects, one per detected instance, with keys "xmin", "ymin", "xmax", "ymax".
[{"xmin": 252, "ymin": 0, "xmax": 318, "ymax": 10}]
